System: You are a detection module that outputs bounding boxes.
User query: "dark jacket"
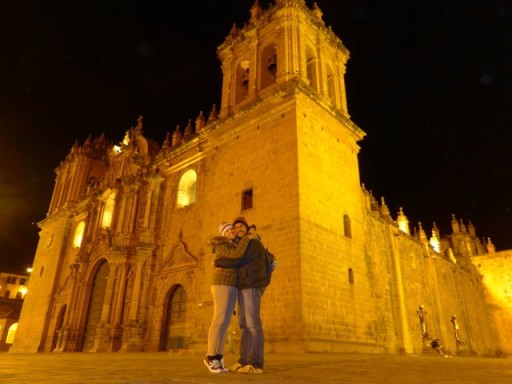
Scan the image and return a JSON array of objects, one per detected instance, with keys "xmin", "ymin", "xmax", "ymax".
[
  {"xmin": 214, "ymin": 238, "xmax": 267, "ymax": 289},
  {"xmin": 209, "ymin": 235, "xmax": 250, "ymax": 286}
]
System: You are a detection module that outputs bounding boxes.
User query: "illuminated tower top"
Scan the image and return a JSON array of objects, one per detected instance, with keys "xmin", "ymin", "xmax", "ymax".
[
  {"xmin": 216, "ymin": 0, "xmax": 350, "ymax": 120},
  {"xmin": 396, "ymin": 207, "xmax": 410, "ymax": 234}
]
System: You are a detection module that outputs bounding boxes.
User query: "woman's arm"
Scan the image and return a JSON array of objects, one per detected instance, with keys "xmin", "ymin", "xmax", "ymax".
[{"xmin": 215, "ymin": 235, "xmax": 250, "ymax": 259}]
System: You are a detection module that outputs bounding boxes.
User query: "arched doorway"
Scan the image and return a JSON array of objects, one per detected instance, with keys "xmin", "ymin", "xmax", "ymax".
[
  {"xmin": 81, "ymin": 260, "xmax": 109, "ymax": 351},
  {"xmin": 161, "ymin": 285, "xmax": 187, "ymax": 351},
  {"xmin": 6, "ymin": 323, "xmax": 18, "ymax": 345}
]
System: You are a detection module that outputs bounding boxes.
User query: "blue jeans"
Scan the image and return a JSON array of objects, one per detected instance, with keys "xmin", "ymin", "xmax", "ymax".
[
  {"xmin": 207, "ymin": 285, "xmax": 237, "ymax": 356},
  {"xmin": 237, "ymin": 287, "xmax": 264, "ymax": 368}
]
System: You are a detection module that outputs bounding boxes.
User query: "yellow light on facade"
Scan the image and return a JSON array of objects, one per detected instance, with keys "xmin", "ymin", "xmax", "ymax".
[
  {"xmin": 429, "ymin": 232, "xmax": 440, "ymax": 253},
  {"xmin": 20, "ymin": 287, "xmax": 28, "ymax": 297},
  {"xmin": 101, "ymin": 192, "xmax": 116, "ymax": 228},
  {"xmin": 398, "ymin": 221, "xmax": 408, "ymax": 234},
  {"xmin": 122, "ymin": 132, "xmax": 130, "ymax": 146},
  {"xmin": 73, "ymin": 222, "xmax": 85, "ymax": 248},
  {"xmin": 176, "ymin": 170, "xmax": 197, "ymax": 208},
  {"xmin": 6, "ymin": 323, "xmax": 17, "ymax": 344},
  {"xmin": 396, "ymin": 207, "xmax": 410, "ymax": 234}
]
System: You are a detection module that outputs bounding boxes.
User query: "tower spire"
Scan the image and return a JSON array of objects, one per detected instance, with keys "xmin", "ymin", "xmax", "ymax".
[
  {"xmin": 486, "ymin": 237, "xmax": 496, "ymax": 254},
  {"xmin": 418, "ymin": 222, "xmax": 428, "ymax": 244},
  {"xmin": 250, "ymin": 0, "xmax": 263, "ymax": 23},
  {"xmin": 429, "ymin": 226, "xmax": 440, "ymax": 253},
  {"xmin": 451, "ymin": 214, "xmax": 460, "ymax": 233},
  {"xmin": 396, "ymin": 207, "xmax": 410, "ymax": 234},
  {"xmin": 312, "ymin": 2, "xmax": 323, "ymax": 20},
  {"xmin": 380, "ymin": 197, "xmax": 392, "ymax": 221}
]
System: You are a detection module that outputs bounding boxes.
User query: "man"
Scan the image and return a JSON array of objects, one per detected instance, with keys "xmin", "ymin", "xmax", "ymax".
[{"xmin": 214, "ymin": 216, "xmax": 267, "ymax": 374}]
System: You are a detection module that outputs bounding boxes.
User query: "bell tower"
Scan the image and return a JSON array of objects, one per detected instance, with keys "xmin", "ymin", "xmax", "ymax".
[
  {"xmin": 212, "ymin": 1, "xmax": 368, "ymax": 352},
  {"xmin": 217, "ymin": 0, "xmax": 350, "ymax": 119}
]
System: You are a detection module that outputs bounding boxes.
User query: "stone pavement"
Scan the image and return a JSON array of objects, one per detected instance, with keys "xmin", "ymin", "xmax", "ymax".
[{"xmin": 1, "ymin": 352, "xmax": 511, "ymax": 384}]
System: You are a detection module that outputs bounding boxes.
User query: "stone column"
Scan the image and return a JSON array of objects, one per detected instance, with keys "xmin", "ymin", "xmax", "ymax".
[
  {"xmin": 55, "ymin": 263, "xmax": 81, "ymax": 352},
  {"xmin": 120, "ymin": 257, "xmax": 146, "ymax": 352}
]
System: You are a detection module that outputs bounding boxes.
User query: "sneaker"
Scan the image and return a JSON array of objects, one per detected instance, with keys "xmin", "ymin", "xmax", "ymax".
[
  {"xmin": 229, "ymin": 362, "xmax": 244, "ymax": 372},
  {"xmin": 237, "ymin": 364, "xmax": 263, "ymax": 374},
  {"xmin": 219, "ymin": 358, "xmax": 229, "ymax": 372},
  {"xmin": 203, "ymin": 357, "xmax": 228, "ymax": 373}
]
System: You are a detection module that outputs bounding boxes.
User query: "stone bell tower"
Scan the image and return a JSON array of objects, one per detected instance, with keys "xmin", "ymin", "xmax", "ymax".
[{"xmin": 211, "ymin": 0, "xmax": 370, "ymax": 352}]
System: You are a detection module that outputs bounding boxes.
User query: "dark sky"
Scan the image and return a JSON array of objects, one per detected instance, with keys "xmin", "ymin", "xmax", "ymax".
[{"xmin": 1, "ymin": 0, "xmax": 511, "ymax": 274}]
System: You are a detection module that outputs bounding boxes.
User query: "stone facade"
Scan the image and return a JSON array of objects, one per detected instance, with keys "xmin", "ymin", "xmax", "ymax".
[{"xmin": 11, "ymin": 0, "xmax": 512, "ymax": 356}]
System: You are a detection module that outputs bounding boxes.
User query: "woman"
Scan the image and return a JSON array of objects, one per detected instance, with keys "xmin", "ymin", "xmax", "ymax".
[{"xmin": 204, "ymin": 221, "xmax": 251, "ymax": 373}]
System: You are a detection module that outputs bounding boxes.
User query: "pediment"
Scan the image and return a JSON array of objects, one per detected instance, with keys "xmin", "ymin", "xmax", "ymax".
[
  {"xmin": 158, "ymin": 240, "xmax": 198, "ymax": 273},
  {"xmin": 77, "ymin": 233, "xmax": 110, "ymax": 264}
]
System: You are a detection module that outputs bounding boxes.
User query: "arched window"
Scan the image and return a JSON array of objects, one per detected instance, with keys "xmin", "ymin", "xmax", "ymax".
[
  {"xmin": 73, "ymin": 221, "xmax": 85, "ymax": 248},
  {"xmin": 6, "ymin": 323, "xmax": 18, "ymax": 344},
  {"xmin": 260, "ymin": 44, "xmax": 277, "ymax": 90},
  {"xmin": 326, "ymin": 64, "xmax": 337, "ymax": 106},
  {"xmin": 176, "ymin": 170, "xmax": 197, "ymax": 208},
  {"xmin": 306, "ymin": 46, "xmax": 318, "ymax": 92},
  {"xmin": 101, "ymin": 191, "xmax": 116, "ymax": 228},
  {"xmin": 343, "ymin": 214, "xmax": 352, "ymax": 238},
  {"xmin": 235, "ymin": 60, "xmax": 250, "ymax": 104}
]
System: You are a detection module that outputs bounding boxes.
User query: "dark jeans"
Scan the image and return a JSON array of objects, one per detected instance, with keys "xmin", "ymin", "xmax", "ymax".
[{"xmin": 237, "ymin": 287, "xmax": 264, "ymax": 368}]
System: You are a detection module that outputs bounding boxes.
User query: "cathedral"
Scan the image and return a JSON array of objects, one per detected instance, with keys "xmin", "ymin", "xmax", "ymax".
[{"xmin": 11, "ymin": 0, "xmax": 512, "ymax": 356}]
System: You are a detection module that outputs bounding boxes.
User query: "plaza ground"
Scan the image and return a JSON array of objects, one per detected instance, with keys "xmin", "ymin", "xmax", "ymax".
[{"xmin": 1, "ymin": 351, "xmax": 511, "ymax": 383}]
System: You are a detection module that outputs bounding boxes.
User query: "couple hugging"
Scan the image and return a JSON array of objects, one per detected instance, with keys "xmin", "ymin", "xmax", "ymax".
[{"xmin": 205, "ymin": 216, "xmax": 276, "ymax": 374}]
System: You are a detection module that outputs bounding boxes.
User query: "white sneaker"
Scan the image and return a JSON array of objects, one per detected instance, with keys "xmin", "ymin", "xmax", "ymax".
[{"xmin": 204, "ymin": 357, "xmax": 228, "ymax": 373}]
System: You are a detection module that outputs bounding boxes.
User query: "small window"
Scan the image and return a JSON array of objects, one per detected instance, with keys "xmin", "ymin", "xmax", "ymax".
[
  {"xmin": 348, "ymin": 268, "xmax": 354, "ymax": 284},
  {"xmin": 15, "ymin": 291, "xmax": 22, "ymax": 299},
  {"xmin": 19, "ymin": 278, "xmax": 26, "ymax": 285},
  {"xmin": 343, "ymin": 214, "xmax": 352, "ymax": 238},
  {"xmin": 242, "ymin": 188, "xmax": 253, "ymax": 210}
]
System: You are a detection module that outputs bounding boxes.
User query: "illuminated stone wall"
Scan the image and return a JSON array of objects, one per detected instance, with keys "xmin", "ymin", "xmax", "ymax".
[
  {"xmin": 472, "ymin": 250, "xmax": 512, "ymax": 355},
  {"xmin": 12, "ymin": 214, "xmax": 72, "ymax": 353}
]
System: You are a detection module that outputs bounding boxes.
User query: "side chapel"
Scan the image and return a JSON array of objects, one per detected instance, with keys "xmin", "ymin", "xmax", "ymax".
[{"xmin": 11, "ymin": 0, "xmax": 512, "ymax": 356}]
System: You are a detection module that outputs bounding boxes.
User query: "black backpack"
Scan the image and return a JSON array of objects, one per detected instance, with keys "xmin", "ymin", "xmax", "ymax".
[{"xmin": 264, "ymin": 249, "xmax": 276, "ymax": 287}]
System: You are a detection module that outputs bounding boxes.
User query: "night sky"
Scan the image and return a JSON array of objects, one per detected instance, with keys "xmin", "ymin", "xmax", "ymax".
[{"xmin": 1, "ymin": 0, "xmax": 511, "ymax": 274}]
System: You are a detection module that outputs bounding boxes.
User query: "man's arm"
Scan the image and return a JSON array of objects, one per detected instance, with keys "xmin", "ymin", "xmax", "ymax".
[{"xmin": 215, "ymin": 239, "xmax": 260, "ymax": 268}]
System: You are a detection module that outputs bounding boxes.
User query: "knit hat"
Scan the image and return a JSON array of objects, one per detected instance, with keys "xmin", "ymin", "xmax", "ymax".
[
  {"xmin": 232, "ymin": 216, "xmax": 249, "ymax": 230},
  {"xmin": 218, "ymin": 221, "xmax": 233, "ymax": 236}
]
